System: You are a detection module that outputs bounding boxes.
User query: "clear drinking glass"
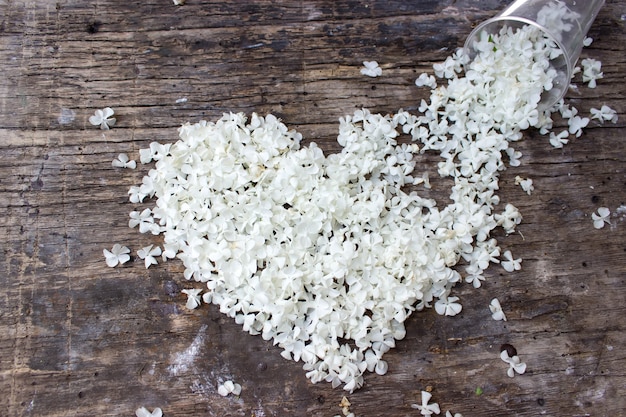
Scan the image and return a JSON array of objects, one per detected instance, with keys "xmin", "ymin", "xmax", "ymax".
[{"xmin": 464, "ymin": 0, "xmax": 605, "ymax": 108}]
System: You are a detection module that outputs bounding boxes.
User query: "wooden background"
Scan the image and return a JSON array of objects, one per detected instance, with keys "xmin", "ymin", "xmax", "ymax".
[{"xmin": 1, "ymin": 1, "xmax": 625, "ymax": 416}]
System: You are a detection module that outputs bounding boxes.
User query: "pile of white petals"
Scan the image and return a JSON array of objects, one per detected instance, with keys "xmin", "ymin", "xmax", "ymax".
[{"xmin": 125, "ymin": 24, "xmax": 610, "ymax": 391}]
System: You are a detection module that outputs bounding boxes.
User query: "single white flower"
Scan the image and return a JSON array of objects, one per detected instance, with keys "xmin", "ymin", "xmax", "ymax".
[
  {"xmin": 135, "ymin": 407, "xmax": 163, "ymax": 417},
  {"xmin": 514, "ymin": 176, "xmax": 534, "ymax": 195},
  {"xmin": 137, "ymin": 244, "xmax": 162, "ymax": 268},
  {"xmin": 581, "ymin": 58, "xmax": 603, "ymax": 88},
  {"xmin": 549, "ymin": 130, "xmax": 569, "ymax": 148},
  {"xmin": 433, "ymin": 55, "xmax": 459, "ymax": 78},
  {"xmin": 88, "ymin": 107, "xmax": 116, "ymax": 129},
  {"xmin": 568, "ymin": 115, "xmax": 589, "ymax": 137},
  {"xmin": 500, "ymin": 350, "xmax": 527, "ymax": 377},
  {"xmin": 415, "ymin": 73, "xmax": 437, "ymax": 89},
  {"xmin": 435, "ymin": 296, "xmax": 462, "ymax": 317},
  {"xmin": 411, "ymin": 391, "xmax": 441, "ymax": 416},
  {"xmin": 217, "ymin": 380, "xmax": 242, "ymax": 396},
  {"xmin": 129, "ymin": 208, "xmax": 157, "ymax": 234},
  {"xmin": 501, "ymin": 250, "xmax": 522, "ymax": 272},
  {"xmin": 112, "ymin": 153, "xmax": 136, "ymax": 169},
  {"xmin": 128, "ymin": 185, "xmax": 148, "ymax": 204},
  {"xmin": 590, "ymin": 105, "xmax": 618, "ymax": 124},
  {"xmin": 360, "ymin": 60, "xmax": 382, "ymax": 77},
  {"xmin": 592, "ymin": 207, "xmax": 611, "ymax": 229},
  {"xmin": 139, "ymin": 142, "xmax": 172, "ymax": 164},
  {"xmin": 559, "ymin": 102, "xmax": 578, "ymax": 119},
  {"xmin": 505, "ymin": 147, "xmax": 522, "ymax": 167},
  {"xmin": 495, "ymin": 204, "xmax": 522, "ymax": 234},
  {"xmin": 465, "ymin": 274, "xmax": 485, "ymax": 289},
  {"xmin": 583, "ymin": 36, "xmax": 593, "ymax": 47},
  {"xmin": 182, "ymin": 288, "xmax": 202, "ymax": 309},
  {"xmin": 103, "ymin": 244, "xmax": 130, "ymax": 267},
  {"xmin": 489, "ymin": 298, "xmax": 507, "ymax": 321}
]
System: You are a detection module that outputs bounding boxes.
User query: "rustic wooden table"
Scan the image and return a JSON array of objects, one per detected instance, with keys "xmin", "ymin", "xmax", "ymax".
[{"xmin": 1, "ymin": 1, "xmax": 625, "ymax": 416}]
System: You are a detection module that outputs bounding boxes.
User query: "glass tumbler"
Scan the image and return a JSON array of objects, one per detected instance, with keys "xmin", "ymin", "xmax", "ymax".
[{"xmin": 464, "ymin": 0, "xmax": 605, "ymax": 108}]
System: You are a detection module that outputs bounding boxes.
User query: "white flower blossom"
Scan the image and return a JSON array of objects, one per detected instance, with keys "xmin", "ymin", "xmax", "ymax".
[
  {"xmin": 435, "ymin": 296, "xmax": 462, "ymax": 317},
  {"xmin": 139, "ymin": 142, "xmax": 172, "ymax": 164},
  {"xmin": 590, "ymin": 105, "xmax": 618, "ymax": 124},
  {"xmin": 129, "ymin": 208, "xmax": 158, "ymax": 234},
  {"xmin": 489, "ymin": 298, "xmax": 507, "ymax": 321},
  {"xmin": 592, "ymin": 207, "xmax": 611, "ymax": 229},
  {"xmin": 465, "ymin": 273, "xmax": 485, "ymax": 289},
  {"xmin": 549, "ymin": 130, "xmax": 569, "ymax": 148},
  {"xmin": 501, "ymin": 250, "xmax": 522, "ymax": 272},
  {"xmin": 103, "ymin": 244, "xmax": 130, "ymax": 267},
  {"xmin": 137, "ymin": 244, "xmax": 162, "ymax": 268},
  {"xmin": 433, "ymin": 55, "xmax": 461, "ymax": 78},
  {"xmin": 217, "ymin": 380, "xmax": 242, "ymax": 396},
  {"xmin": 415, "ymin": 73, "xmax": 437, "ymax": 89},
  {"xmin": 581, "ymin": 58, "xmax": 603, "ymax": 88},
  {"xmin": 500, "ymin": 349, "xmax": 527, "ymax": 377},
  {"xmin": 514, "ymin": 176, "xmax": 534, "ymax": 195},
  {"xmin": 495, "ymin": 204, "xmax": 522, "ymax": 234},
  {"xmin": 88, "ymin": 107, "xmax": 116, "ymax": 129},
  {"xmin": 182, "ymin": 288, "xmax": 202, "ymax": 309},
  {"xmin": 112, "ymin": 153, "xmax": 136, "ymax": 169},
  {"xmin": 128, "ymin": 185, "xmax": 148, "ymax": 204},
  {"xmin": 360, "ymin": 60, "xmax": 382, "ymax": 77},
  {"xmin": 568, "ymin": 115, "xmax": 589, "ymax": 137},
  {"xmin": 135, "ymin": 407, "xmax": 163, "ymax": 417},
  {"xmin": 411, "ymin": 391, "xmax": 441, "ymax": 416}
]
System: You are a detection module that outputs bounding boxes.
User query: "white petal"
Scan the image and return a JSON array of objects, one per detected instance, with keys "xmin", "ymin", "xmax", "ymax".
[
  {"xmin": 135, "ymin": 407, "xmax": 151, "ymax": 417},
  {"xmin": 502, "ymin": 261, "xmax": 515, "ymax": 272},
  {"xmin": 103, "ymin": 249, "xmax": 118, "ymax": 267},
  {"xmin": 492, "ymin": 310, "xmax": 506, "ymax": 321},
  {"xmin": 434, "ymin": 300, "xmax": 447, "ymax": 316},
  {"xmin": 118, "ymin": 253, "xmax": 131, "ymax": 265},
  {"xmin": 374, "ymin": 360, "xmax": 388, "ymax": 375},
  {"xmin": 144, "ymin": 255, "xmax": 158, "ymax": 269},
  {"xmin": 102, "ymin": 107, "xmax": 115, "ymax": 118},
  {"xmin": 217, "ymin": 384, "xmax": 229, "ymax": 396},
  {"xmin": 223, "ymin": 380, "xmax": 234, "ymax": 392}
]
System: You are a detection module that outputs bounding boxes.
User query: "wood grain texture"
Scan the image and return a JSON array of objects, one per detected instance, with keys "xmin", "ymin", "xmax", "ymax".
[{"xmin": 1, "ymin": 1, "xmax": 625, "ymax": 416}]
